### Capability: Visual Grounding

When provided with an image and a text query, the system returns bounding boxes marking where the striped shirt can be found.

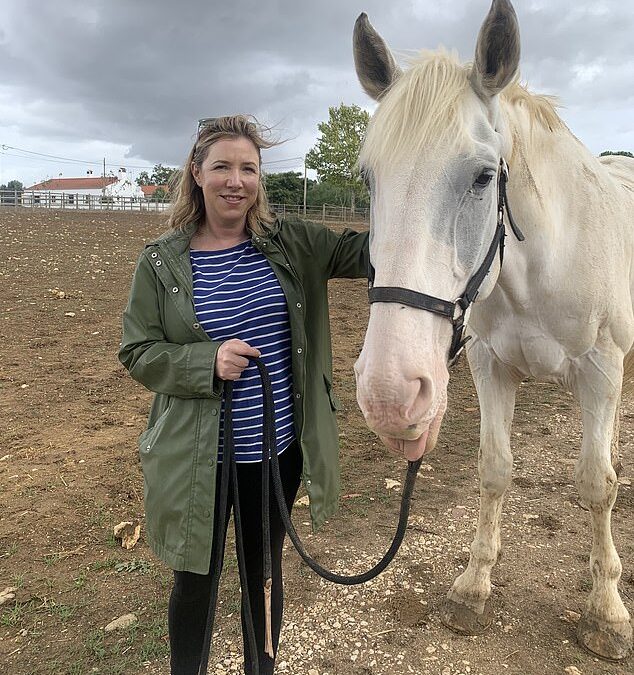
[190,240,295,463]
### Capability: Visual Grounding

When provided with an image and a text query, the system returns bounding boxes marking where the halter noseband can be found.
[368,158,525,366]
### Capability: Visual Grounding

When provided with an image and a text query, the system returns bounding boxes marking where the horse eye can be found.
[474,171,494,188]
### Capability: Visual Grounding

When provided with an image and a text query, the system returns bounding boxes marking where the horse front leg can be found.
[441,340,519,634]
[573,357,632,660]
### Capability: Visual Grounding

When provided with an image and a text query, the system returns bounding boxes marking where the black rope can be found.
[198,358,422,673]
[198,384,260,675]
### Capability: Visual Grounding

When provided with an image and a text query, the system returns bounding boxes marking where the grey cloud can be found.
[0,0,632,177]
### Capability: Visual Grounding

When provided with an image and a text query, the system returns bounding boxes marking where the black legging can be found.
[168,442,303,675]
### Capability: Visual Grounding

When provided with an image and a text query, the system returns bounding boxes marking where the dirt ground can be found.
[0,209,632,675]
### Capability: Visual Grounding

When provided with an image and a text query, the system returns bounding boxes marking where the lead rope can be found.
[199,359,422,674]
[198,383,260,675]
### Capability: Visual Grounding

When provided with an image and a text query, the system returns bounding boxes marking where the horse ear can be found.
[471,0,520,99]
[353,13,402,101]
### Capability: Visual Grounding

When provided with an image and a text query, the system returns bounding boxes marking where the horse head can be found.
[353,0,520,460]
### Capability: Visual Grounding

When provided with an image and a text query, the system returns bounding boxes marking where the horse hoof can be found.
[440,597,494,635]
[577,614,632,661]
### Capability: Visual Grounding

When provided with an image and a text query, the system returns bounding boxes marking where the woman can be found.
[118,115,369,674]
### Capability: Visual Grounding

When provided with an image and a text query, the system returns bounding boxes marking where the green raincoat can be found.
[119,217,369,573]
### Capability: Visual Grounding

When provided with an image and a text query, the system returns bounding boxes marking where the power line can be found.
[263,156,304,166]
[1,144,152,170]
[1,143,305,171]
[0,150,115,169]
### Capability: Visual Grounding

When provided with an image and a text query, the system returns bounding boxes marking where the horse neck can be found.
[500,99,618,248]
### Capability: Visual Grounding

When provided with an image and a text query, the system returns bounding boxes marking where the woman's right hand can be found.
[215,339,261,381]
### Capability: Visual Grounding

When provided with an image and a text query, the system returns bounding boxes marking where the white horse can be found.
[353,0,634,661]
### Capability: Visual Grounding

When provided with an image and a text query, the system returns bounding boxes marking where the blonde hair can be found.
[360,50,567,173]
[360,51,471,172]
[168,114,278,234]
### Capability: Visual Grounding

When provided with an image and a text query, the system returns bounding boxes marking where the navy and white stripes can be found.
[190,240,295,463]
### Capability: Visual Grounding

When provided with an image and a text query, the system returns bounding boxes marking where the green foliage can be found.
[265,171,314,204]
[306,103,370,209]
[600,150,633,158]
[306,180,369,209]
[1,179,24,191]
[149,187,169,202]
[0,179,23,204]
[135,171,151,185]
[136,164,179,186]
[114,559,153,574]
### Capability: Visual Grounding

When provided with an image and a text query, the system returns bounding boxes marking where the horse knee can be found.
[479,445,512,498]
[575,460,618,509]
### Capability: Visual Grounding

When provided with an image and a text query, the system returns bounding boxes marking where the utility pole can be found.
[303,156,307,217]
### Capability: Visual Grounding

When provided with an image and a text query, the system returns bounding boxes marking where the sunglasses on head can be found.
[197,117,220,138]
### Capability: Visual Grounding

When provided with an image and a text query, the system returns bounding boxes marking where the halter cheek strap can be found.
[368,158,524,365]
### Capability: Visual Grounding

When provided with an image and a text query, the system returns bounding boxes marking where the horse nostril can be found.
[405,376,435,423]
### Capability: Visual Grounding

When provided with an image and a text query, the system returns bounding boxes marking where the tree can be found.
[305,180,369,209]
[136,164,179,186]
[600,150,633,158]
[149,187,169,202]
[264,171,313,204]
[0,179,23,204]
[306,103,370,211]
[135,171,151,186]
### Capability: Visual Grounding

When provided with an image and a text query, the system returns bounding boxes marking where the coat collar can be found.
[146,218,283,297]
[147,218,281,255]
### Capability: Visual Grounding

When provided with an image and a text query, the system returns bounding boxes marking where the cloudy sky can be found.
[1,0,632,188]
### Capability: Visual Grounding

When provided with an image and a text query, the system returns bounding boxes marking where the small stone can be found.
[560,610,581,624]
[104,613,137,632]
[0,587,17,605]
[64,312,76,317]
[385,478,401,490]
[564,667,582,675]
[113,521,141,549]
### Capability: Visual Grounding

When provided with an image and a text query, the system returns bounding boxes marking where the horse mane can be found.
[359,50,566,172]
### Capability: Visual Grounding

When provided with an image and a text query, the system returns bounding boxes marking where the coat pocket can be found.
[139,396,174,454]
[323,374,343,412]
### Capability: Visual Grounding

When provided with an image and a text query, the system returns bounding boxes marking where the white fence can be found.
[0,190,369,223]
[1,190,170,212]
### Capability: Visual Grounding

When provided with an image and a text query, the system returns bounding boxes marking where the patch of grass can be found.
[49,600,75,622]
[89,503,109,528]
[100,664,127,675]
[42,552,61,567]
[2,541,18,558]
[84,628,106,661]
[0,600,34,627]
[90,557,120,572]
[114,558,152,575]
[66,610,169,672]
[136,615,170,663]
[73,569,88,589]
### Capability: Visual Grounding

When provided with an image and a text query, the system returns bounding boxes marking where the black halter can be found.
[368,158,525,365]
